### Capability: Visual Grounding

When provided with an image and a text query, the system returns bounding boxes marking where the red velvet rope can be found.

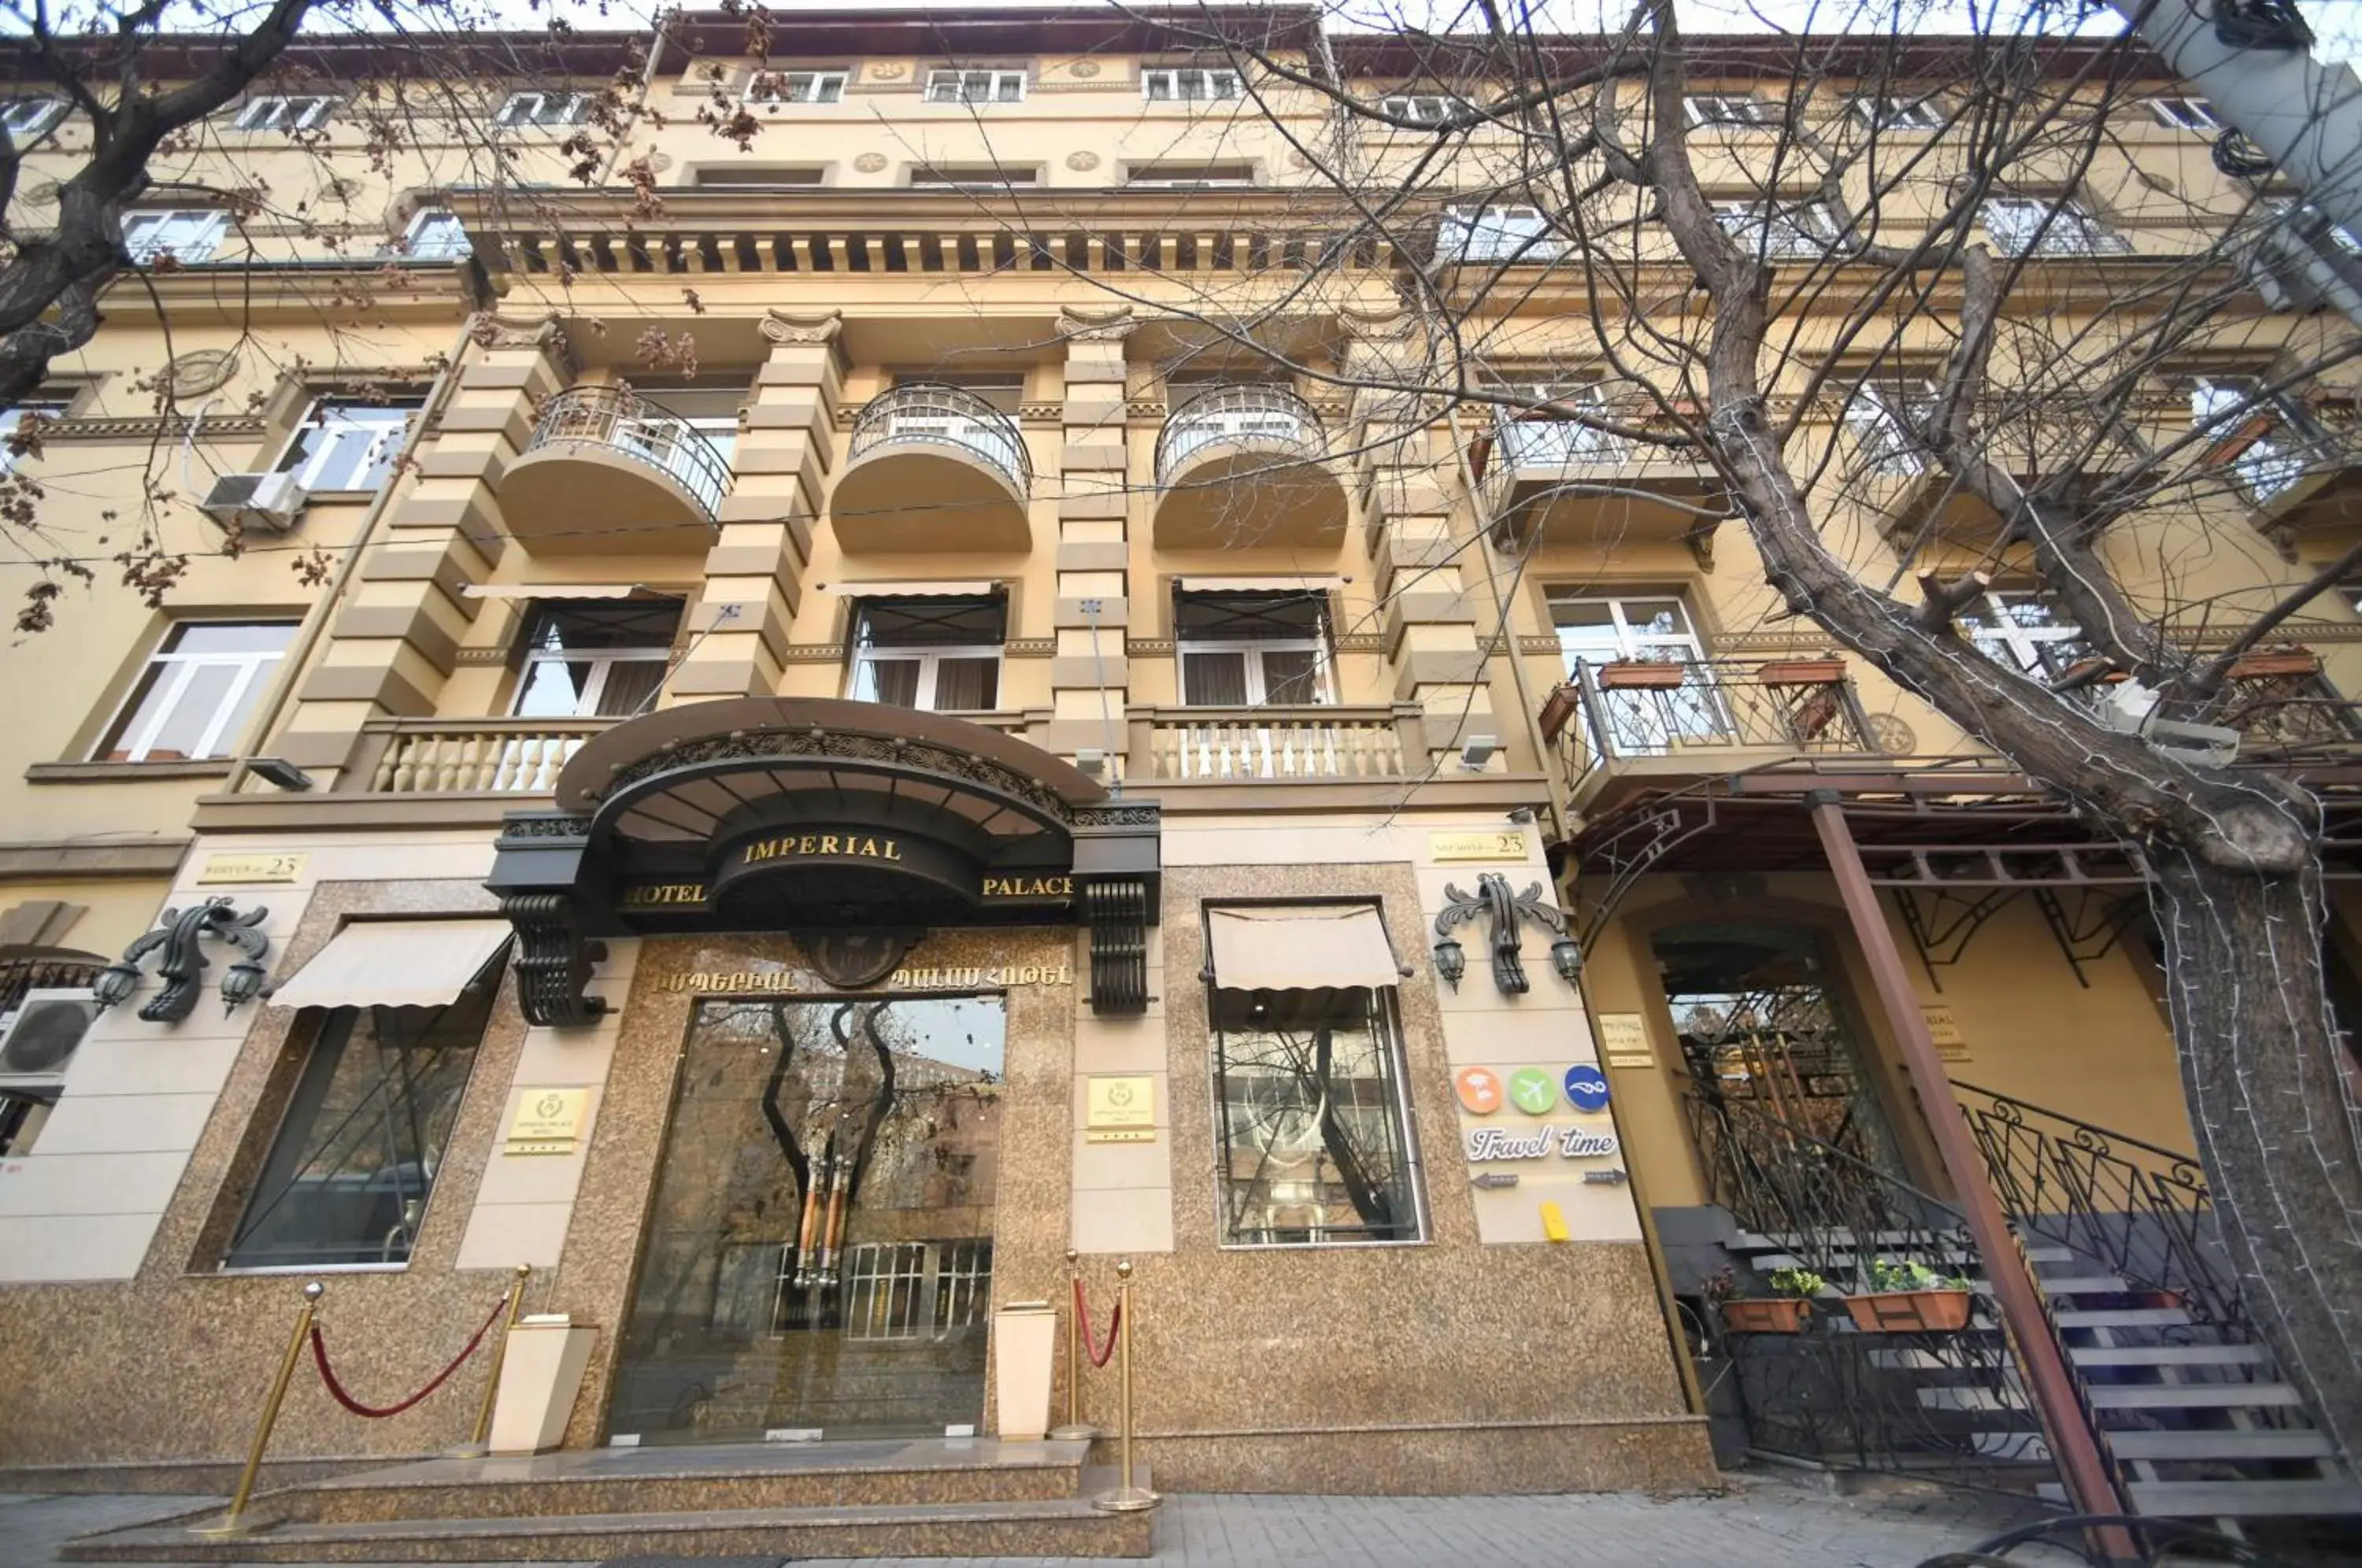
[309,1294,509,1419]
[1073,1274,1122,1369]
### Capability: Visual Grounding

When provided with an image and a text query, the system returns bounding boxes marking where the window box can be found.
[1755,657,1846,686]
[1597,660,1689,690]
[2226,648,2320,680]
[1842,1288,1972,1333]
[1720,1297,1812,1334]
[1538,682,1583,744]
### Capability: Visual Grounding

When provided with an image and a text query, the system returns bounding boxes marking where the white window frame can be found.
[846,642,1004,713]
[1853,95,1945,131]
[1175,638,1334,708]
[748,70,847,105]
[924,69,1027,105]
[1379,94,1458,125]
[1981,195,2131,257]
[1124,164,1255,188]
[1547,593,1726,752]
[1496,381,1626,467]
[909,165,1038,190]
[1713,199,1842,257]
[1142,67,1242,102]
[511,618,677,719]
[1684,94,1778,128]
[98,621,296,764]
[1441,203,1563,261]
[279,399,416,493]
[2147,96,2220,131]
[1842,377,1938,477]
[121,209,227,265]
[1957,589,2086,676]
[495,91,594,128]
[233,95,335,132]
[396,207,471,261]
[0,98,66,139]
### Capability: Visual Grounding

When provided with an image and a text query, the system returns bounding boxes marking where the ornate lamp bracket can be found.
[94,898,272,1023]
[1432,874,1568,996]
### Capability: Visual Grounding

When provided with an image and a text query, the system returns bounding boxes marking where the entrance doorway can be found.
[609,993,1006,1444]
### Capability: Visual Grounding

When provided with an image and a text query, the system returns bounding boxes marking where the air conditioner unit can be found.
[0,989,98,1090]
[198,470,308,532]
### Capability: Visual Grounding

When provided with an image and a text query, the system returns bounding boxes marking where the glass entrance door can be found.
[609,993,1006,1444]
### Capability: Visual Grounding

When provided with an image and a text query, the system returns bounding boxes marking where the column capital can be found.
[760,308,844,346]
[466,309,577,374]
[1058,305,1136,345]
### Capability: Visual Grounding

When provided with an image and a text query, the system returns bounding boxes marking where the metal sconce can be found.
[94,898,272,1023]
[1432,874,1577,997]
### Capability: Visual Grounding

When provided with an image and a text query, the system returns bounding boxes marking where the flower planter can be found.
[1842,1288,1972,1333]
[1597,661,1689,691]
[1538,684,1583,744]
[1756,657,1846,687]
[1720,1297,1813,1334]
[2225,649,2320,680]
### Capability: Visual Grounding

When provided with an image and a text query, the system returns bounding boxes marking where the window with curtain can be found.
[222,973,500,1269]
[1175,590,1331,707]
[847,596,1005,713]
[511,598,683,719]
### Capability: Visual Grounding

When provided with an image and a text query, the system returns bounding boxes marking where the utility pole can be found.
[2109,0,2362,324]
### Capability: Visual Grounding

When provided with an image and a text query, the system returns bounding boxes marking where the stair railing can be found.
[1952,1081,2244,1333]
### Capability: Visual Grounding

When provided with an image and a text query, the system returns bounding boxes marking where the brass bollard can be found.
[1048,1250,1096,1442]
[449,1263,533,1458]
[191,1281,321,1537]
[1091,1259,1158,1514]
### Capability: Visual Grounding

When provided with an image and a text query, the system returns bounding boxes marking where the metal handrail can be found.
[525,386,731,519]
[1155,384,1324,483]
[1556,657,1878,789]
[848,382,1031,493]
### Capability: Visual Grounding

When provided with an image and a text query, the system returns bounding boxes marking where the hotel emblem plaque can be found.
[798,928,924,989]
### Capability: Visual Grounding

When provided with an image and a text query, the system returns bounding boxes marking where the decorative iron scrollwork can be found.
[94,899,271,1023]
[1081,878,1148,1015]
[1432,874,1567,995]
[502,893,608,1028]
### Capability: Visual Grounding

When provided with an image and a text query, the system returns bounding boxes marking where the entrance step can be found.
[2086,1382,2305,1411]
[2067,1344,2272,1369]
[2040,1477,2362,1518]
[2106,1429,2339,1462]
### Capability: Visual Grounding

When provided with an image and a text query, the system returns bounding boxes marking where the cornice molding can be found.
[40,413,268,443]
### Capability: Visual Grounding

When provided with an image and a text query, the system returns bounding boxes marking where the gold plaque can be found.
[1596,1012,1654,1067]
[1923,1005,1968,1061]
[505,1087,588,1155]
[195,851,308,886]
[1085,1075,1155,1139]
[1429,830,1530,864]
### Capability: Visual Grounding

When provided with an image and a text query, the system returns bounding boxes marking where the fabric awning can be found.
[268,919,513,1011]
[464,583,641,600]
[1175,576,1340,595]
[1206,905,1402,993]
[833,580,1000,598]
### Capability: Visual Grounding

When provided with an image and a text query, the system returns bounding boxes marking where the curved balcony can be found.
[831,383,1031,551]
[499,386,730,554]
[1153,385,1347,550]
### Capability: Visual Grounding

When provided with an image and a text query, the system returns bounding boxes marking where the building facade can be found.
[0,5,2355,1528]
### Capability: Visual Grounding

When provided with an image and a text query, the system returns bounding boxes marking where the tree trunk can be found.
[2145,845,2362,1467]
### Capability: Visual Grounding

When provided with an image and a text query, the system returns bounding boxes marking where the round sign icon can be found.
[1455,1067,1504,1115]
[1506,1067,1558,1116]
[1564,1064,1612,1113]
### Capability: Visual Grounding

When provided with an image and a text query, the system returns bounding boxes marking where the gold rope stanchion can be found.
[191,1280,321,1538]
[1049,1250,1096,1442]
[1090,1259,1157,1514]
[448,1263,532,1458]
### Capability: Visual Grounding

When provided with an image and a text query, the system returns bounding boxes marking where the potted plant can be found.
[1715,1265,1823,1334]
[1843,1257,1974,1333]
[2225,646,2321,681]
[1756,655,1846,686]
[1597,660,1689,691]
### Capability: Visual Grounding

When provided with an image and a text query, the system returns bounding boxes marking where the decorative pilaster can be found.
[1043,308,1136,764]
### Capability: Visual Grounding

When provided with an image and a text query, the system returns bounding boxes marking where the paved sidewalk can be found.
[0,1475,2061,1568]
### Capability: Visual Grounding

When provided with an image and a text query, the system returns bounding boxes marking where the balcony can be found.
[1480,411,1728,563]
[2208,650,2362,764]
[1153,386,1347,551]
[1131,704,1423,781]
[346,718,613,793]
[831,383,1031,551]
[2209,406,2362,545]
[498,386,730,553]
[1544,656,1879,807]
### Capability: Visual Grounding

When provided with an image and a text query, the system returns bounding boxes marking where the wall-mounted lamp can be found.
[1432,935,1467,989]
[1458,734,1498,772]
[246,757,316,792]
[1434,874,1576,997]
[1550,935,1583,986]
[93,898,272,1023]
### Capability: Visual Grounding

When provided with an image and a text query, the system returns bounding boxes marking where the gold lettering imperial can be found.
[741,834,904,865]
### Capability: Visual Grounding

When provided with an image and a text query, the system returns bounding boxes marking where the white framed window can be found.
[1495,382,1625,467]
[847,597,1005,713]
[1142,67,1242,102]
[748,70,847,105]
[1124,163,1254,188]
[1175,591,1332,708]
[1685,94,1777,128]
[1853,95,1946,131]
[122,209,226,265]
[1981,196,2131,257]
[234,95,335,132]
[924,69,1027,105]
[395,208,471,261]
[1957,589,2090,678]
[279,398,418,493]
[1842,377,1939,476]
[98,620,297,763]
[496,91,594,128]
[1379,94,1459,125]
[1440,203,1562,261]
[0,98,66,140]
[1549,593,1705,671]
[512,599,683,719]
[1713,199,1842,258]
[909,165,1038,189]
[1547,593,1727,752]
[2147,96,2220,131]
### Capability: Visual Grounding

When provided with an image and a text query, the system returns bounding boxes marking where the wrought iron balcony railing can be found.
[1155,384,1325,482]
[524,386,732,518]
[349,717,614,793]
[1133,704,1422,781]
[1547,656,1878,786]
[848,382,1030,493]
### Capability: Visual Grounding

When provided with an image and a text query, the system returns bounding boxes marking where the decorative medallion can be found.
[798,928,924,989]
[1065,150,1101,172]
[853,152,888,173]
[1069,59,1101,79]
[161,349,238,398]
[867,62,906,81]
[644,151,672,173]
[1869,713,1918,755]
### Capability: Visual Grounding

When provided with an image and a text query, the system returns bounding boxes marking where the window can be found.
[1685,94,1777,128]
[2190,375,2320,505]
[98,621,296,763]
[279,398,417,493]
[1379,94,1459,125]
[748,70,847,105]
[0,98,66,140]
[1957,589,2091,678]
[909,165,1038,189]
[1439,204,1562,261]
[222,971,499,1269]
[512,598,683,719]
[121,209,226,265]
[496,91,593,128]
[1853,95,1946,131]
[234,95,335,132]
[1125,163,1255,188]
[0,398,69,475]
[847,597,1005,713]
[692,165,826,188]
[1842,377,1938,476]
[1175,590,1331,707]
[1981,196,2131,257]
[1209,969,1423,1246]
[1549,594,1727,754]
[1142,67,1242,102]
[1713,199,1842,257]
[2147,96,2220,131]
[924,69,1026,105]
[395,207,471,261]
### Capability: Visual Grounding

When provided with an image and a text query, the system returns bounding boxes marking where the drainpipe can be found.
[596,8,674,188]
